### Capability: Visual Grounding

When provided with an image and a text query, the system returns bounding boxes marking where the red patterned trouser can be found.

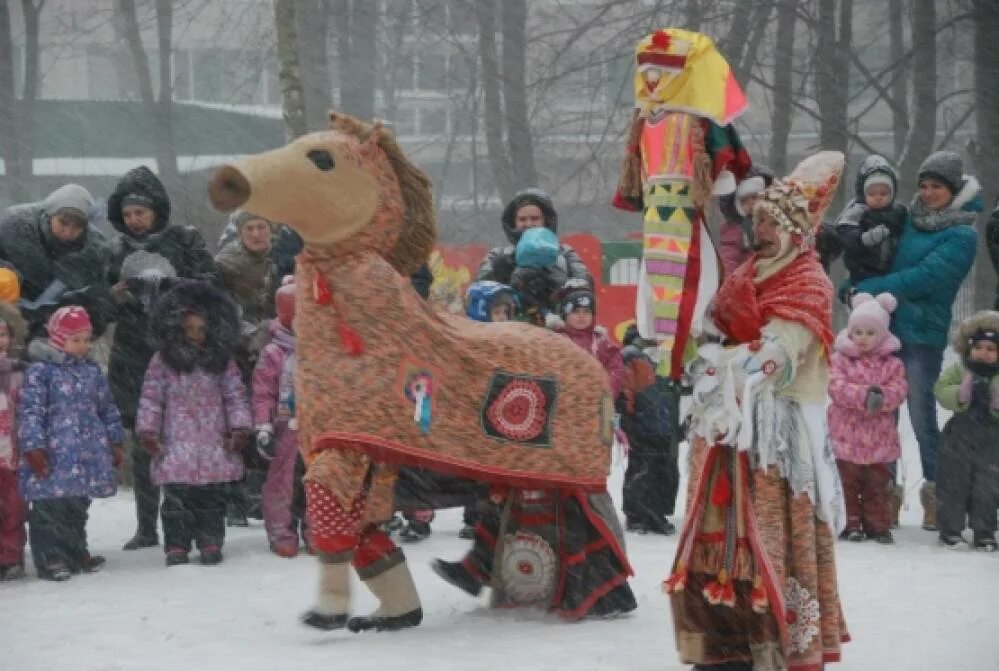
[305,481,398,571]
[836,460,892,534]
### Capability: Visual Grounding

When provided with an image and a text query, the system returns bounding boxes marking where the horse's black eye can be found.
[307,150,335,171]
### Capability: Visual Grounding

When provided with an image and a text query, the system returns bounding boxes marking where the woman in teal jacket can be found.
[856,151,982,531]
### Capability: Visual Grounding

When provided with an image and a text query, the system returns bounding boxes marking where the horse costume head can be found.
[208,111,614,512]
[209,112,435,277]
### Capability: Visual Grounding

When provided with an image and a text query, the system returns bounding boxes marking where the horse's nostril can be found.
[307,150,335,171]
[208,165,251,212]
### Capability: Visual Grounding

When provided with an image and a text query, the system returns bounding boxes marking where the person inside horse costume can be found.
[208,112,633,632]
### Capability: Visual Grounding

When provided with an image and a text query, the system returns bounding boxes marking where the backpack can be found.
[620,349,674,442]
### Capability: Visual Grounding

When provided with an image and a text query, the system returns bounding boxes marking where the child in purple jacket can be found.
[827,292,907,544]
[253,279,305,557]
[137,281,251,567]
[0,301,26,580]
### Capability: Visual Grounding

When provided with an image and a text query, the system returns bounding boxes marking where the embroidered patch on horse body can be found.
[481,372,557,446]
[397,357,441,434]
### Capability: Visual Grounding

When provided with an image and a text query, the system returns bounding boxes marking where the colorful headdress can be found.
[755,151,845,247]
[633,28,747,126]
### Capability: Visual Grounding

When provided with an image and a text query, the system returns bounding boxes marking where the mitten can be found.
[958,373,974,405]
[24,450,49,478]
[228,429,251,454]
[255,424,275,461]
[865,386,885,413]
[861,224,890,247]
[139,433,161,456]
[111,443,124,467]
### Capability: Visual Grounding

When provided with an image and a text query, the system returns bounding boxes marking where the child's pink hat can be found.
[848,292,896,343]
[47,305,92,350]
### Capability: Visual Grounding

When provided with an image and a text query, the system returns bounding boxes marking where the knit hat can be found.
[863,173,894,200]
[47,305,92,350]
[0,267,20,303]
[755,151,845,246]
[848,292,896,344]
[276,276,296,329]
[231,210,271,232]
[559,279,595,319]
[968,327,999,348]
[917,151,963,194]
[42,184,94,223]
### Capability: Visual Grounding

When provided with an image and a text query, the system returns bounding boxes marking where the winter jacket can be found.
[477,190,590,314]
[617,344,673,443]
[986,207,999,310]
[0,357,22,471]
[716,165,774,277]
[0,200,112,339]
[106,166,217,426]
[856,178,980,350]
[16,350,124,502]
[215,241,276,326]
[934,361,999,421]
[137,353,251,486]
[557,324,625,397]
[827,330,907,464]
[218,221,303,282]
[252,321,296,431]
[834,155,907,284]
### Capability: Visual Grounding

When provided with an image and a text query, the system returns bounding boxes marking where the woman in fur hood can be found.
[933,310,999,551]
[136,280,251,567]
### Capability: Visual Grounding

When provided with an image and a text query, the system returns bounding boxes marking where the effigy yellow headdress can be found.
[633,28,747,126]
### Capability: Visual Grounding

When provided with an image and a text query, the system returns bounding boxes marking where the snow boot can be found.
[348,561,423,633]
[939,533,964,548]
[431,558,483,597]
[122,532,159,551]
[165,548,190,566]
[301,557,350,631]
[39,562,72,582]
[458,525,476,540]
[973,533,997,553]
[889,483,904,529]
[0,563,25,581]
[919,482,937,531]
[843,528,865,542]
[399,520,431,543]
[646,517,677,536]
[271,542,299,558]
[869,530,894,545]
[199,545,223,565]
[73,553,106,574]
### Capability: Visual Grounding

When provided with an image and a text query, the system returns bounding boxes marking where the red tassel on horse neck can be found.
[313,274,332,305]
[337,323,364,356]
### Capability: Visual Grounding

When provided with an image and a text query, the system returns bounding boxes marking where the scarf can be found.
[909,195,977,232]
[712,251,833,353]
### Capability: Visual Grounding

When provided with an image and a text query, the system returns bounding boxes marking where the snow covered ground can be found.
[4,410,997,671]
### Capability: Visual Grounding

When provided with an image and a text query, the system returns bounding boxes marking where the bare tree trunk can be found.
[769,0,796,175]
[118,0,180,191]
[331,0,351,113]
[816,0,851,156]
[379,2,410,127]
[684,0,703,31]
[0,2,26,203]
[297,0,331,131]
[273,0,308,139]
[476,0,514,201]
[718,1,753,65]
[500,0,536,191]
[898,0,936,193]
[349,0,376,120]
[735,1,774,93]
[974,0,999,307]
[888,0,909,162]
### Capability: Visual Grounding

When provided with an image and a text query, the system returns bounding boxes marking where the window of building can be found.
[85,45,118,100]
[416,51,448,91]
[418,106,448,136]
[192,48,225,102]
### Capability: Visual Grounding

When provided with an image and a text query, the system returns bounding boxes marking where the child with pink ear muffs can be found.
[827,292,908,544]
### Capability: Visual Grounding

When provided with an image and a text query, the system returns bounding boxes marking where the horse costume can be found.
[208,112,628,631]
[613,28,751,378]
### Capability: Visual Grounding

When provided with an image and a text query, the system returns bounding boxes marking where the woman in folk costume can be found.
[665,152,849,670]
[613,28,751,379]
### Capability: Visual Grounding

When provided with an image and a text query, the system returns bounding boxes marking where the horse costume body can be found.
[209,113,622,631]
[613,28,751,377]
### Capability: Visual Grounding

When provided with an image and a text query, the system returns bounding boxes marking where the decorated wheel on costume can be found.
[486,379,548,441]
[499,530,558,604]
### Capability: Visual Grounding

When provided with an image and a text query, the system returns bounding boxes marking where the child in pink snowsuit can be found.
[253,279,305,557]
[828,292,908,544]
[0,301,25,580]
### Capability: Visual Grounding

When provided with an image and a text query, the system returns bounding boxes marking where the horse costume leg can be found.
[348,529,422,632]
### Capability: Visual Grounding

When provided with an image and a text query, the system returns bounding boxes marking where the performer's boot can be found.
[348,560,422,632]
[301,553,351,631]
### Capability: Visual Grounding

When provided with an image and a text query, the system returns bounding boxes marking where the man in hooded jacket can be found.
[106,165,217,551]
[0,184,112,342]
[477,189,590,320]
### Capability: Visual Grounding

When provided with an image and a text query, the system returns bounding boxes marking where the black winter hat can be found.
[500,188,558,244]
[558,278,595,318]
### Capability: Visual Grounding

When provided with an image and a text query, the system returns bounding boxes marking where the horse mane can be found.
[329,111,438,277]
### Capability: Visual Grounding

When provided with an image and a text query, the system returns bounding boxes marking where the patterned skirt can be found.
[665,437,849,670]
